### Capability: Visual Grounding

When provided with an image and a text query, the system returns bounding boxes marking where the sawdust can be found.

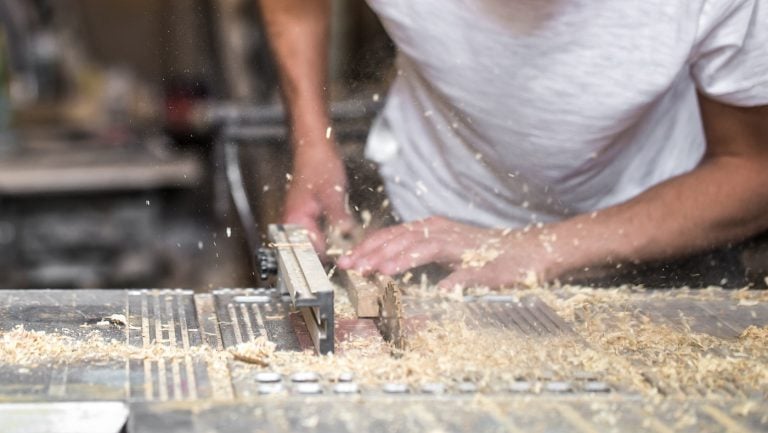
[592,317,768,396]
[1,326,121,366]
[230,336,276,366]
[331,281,358,320]
[95,314,127,328]
[737,325,768,348]
[527,285,768,397]
[2,285,766,399]
[244,319,624,390]
[460,242,501,269]
[0,325,228,367]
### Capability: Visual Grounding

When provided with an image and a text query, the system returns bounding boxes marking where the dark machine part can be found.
[198,99,382,132]
[0,0,37,77]
[257,247,277,281]
[222,138,261,273]
[0,0,66,102]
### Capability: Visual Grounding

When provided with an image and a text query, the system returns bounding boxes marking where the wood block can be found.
[339,270,387,318]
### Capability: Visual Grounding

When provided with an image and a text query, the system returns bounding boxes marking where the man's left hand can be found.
[336,216,560,290]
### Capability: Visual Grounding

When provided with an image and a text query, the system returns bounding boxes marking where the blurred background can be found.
[2,1,767,291]
[0,0,393,290]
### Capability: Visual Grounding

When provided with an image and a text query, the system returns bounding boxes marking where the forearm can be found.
[258,0,332,149]
[546,154,768,278]
[338,154,768,286]
[259,0,350,240]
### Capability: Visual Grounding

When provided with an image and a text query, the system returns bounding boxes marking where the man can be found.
[258,0,768,289]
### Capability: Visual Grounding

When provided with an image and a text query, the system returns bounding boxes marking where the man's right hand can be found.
[257,0,345,253]
[282,139,354,254]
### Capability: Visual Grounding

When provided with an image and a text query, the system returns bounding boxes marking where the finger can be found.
[283,211,326,254]
[341,217,477,273]
[337,224,417,270]
[437,266,534,291]
[374,241,443,275]
[353,234,437,275]
[436,269,478,292]
[357,227,478,273]
[350,222,426,261]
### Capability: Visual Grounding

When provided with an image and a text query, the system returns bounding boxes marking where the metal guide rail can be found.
[262,224,335,354]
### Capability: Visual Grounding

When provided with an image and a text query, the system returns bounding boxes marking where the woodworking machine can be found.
[223,125,337,354]
[258,224,335,354]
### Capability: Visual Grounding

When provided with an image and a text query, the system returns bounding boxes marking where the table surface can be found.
[0,287,766,433]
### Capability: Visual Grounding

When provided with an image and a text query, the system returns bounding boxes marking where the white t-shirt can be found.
[364,0,768,228]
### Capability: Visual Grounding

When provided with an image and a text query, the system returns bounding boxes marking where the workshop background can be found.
[1,0,767,291]
[0,0,393,290]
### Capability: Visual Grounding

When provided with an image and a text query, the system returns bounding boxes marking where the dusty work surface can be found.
[0,286,766,432]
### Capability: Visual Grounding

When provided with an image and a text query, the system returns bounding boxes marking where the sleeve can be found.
[690,0,768,106]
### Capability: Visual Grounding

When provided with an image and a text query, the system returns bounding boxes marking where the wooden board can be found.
[338,270,389,318]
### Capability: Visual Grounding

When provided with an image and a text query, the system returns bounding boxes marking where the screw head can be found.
[545,381,573,393]
[509,381,532,393]
[420,383,446,394]
[382,383,409,394]
[337,372,355,382]
[291,372,320,383]
[255,371,282,383]
[258,383,284,394]
[584,381,610,393]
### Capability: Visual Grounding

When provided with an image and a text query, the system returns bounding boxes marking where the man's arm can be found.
[339,96,768,288]
[552,97,768,273]
[258,0,352,251]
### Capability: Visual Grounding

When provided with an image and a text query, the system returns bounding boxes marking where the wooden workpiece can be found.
[338,270,390,318]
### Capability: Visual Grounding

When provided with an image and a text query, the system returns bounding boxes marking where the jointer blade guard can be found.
[260,224,335,354]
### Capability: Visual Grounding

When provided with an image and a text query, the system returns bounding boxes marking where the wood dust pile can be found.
[231,336,277,366]
[1,326,124,366]
[0,325,228,367]
[2,285,766,398]
[232,318,623,390]
[529,285,768,397]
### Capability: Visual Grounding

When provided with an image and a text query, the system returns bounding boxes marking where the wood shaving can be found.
[2,284,766,400]
[361,209,372,229]
[230,336,276,366]
[255,320,620,390]
[732,400,758,417]
[0,325,229,367]
[96,314,127,328]
[332,281,358,319]
[528,285,768,397]
[460,242,500,269]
